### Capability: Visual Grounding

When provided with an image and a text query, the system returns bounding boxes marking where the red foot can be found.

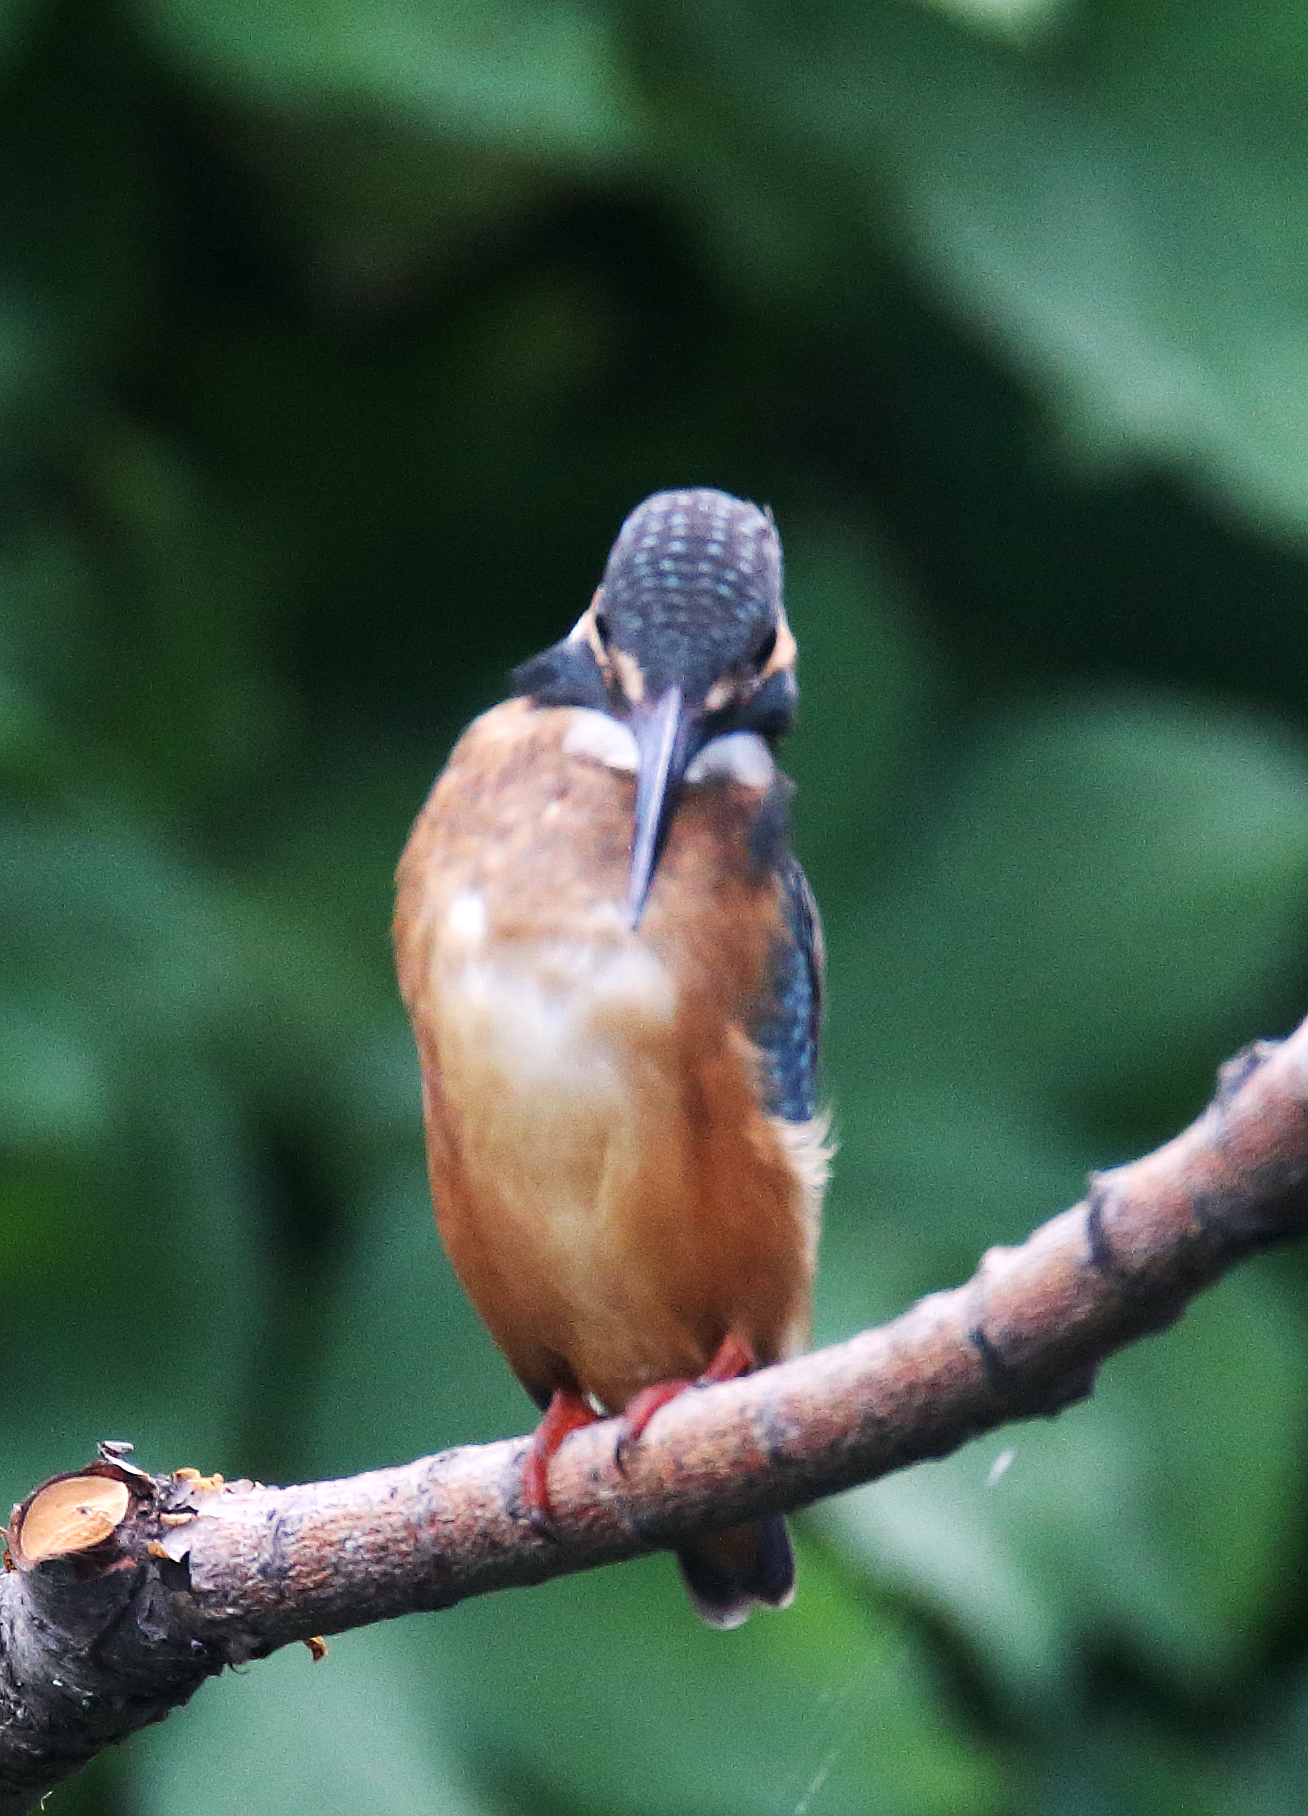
[617,1379,693,1465]
[698,1330,757,1385]
[522,1388,601,1536]
[615,1331,756,1474]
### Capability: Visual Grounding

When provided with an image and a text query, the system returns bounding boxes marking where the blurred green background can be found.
[7,0,1308,1809]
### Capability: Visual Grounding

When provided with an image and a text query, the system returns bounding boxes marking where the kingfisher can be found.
[394,488,829,1627]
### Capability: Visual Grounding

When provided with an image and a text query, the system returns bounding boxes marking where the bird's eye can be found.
[752,627,778,670]
[594,610,612,649]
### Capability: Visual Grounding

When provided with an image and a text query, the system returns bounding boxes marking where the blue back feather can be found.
[753,857,823,1124]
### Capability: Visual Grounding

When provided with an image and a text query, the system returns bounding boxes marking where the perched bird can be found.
[394,488,829,1627]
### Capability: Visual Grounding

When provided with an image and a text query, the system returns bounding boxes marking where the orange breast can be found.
[394,698,817,1415]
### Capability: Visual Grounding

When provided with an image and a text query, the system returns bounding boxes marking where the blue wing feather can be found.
[754,856,824,1124]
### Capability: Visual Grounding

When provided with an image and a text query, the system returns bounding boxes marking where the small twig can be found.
[3,1026,1308,1813]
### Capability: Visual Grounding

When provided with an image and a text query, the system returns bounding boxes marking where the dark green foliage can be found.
[5,0,1308,1809]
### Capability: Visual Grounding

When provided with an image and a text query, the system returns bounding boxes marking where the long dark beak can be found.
[626,685,698,928]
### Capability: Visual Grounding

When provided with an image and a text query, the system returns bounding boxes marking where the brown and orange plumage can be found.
[394,489,828,1626]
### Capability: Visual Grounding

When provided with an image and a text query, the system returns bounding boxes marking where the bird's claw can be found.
[520,1387,600,1538]
[525,1502,562,1545]
[520,1447,559,1539]
[613,1379,692,1478]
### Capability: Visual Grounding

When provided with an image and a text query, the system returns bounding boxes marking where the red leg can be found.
[522,1388,601,1535]
[698,1329,755,1384]
[618,1378,694,1455]
[615,1332,757,1473]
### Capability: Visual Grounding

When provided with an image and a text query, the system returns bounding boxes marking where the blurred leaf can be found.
[0,0,45,71]
[825,1263,1308,1705]
[682,0,1308,538]
[783,513,941,901]
[303,1155,526,1472]
[911,0,1072,46]
[216,113,553,297]
[1211,1666,1308,1816]
[856,689,1308,1108]
[136,1624,498,1816]
[146,268,617,629]
[0,797,395,1500]
[1086,0,1308,93]
[815,685,1308,1703]
[0,1001,108,1152]
[1023,1718,1224,1816]
[816,1081,1086,1320]
[0,4,157,476]
[77,419,293,813]
[816,686,1308,1320]
[430,1545,1005,1816]
[0,812,271,1495]
[0,813,237,1040]
[130,0,638,164]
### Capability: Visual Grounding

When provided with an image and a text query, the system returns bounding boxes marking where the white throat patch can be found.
[684,731,774,790]
[562,710,774,790]
[561,709,638,772]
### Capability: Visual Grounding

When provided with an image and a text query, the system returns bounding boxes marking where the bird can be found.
[393,487,829,1627]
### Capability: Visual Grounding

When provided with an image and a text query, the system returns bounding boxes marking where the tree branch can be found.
[6,1025,1308,1811]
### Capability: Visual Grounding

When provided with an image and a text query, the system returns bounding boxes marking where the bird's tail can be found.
[677,1516,795,1629]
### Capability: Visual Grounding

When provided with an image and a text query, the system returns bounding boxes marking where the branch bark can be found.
[6,1025,1308,1811]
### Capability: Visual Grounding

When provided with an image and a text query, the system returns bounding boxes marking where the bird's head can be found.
[513,489,797,925]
